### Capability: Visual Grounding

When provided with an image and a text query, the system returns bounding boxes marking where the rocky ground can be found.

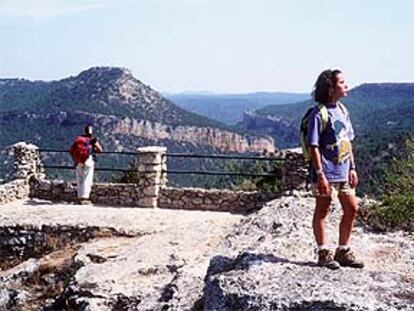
[0,195,413,310]
[204,194,414,310]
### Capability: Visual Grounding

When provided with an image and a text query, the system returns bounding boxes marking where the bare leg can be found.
[338,194,359,246]
[313,196,332,246]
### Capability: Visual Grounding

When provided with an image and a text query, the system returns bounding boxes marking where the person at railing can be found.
[70,124,103,205]
[307,69,364,270]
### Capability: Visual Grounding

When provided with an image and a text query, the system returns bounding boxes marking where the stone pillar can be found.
[13,142,45,180]
[282,150,307,192]
[136,146,167,208]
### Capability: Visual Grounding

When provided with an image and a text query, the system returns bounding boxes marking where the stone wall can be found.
[135,146,167,208]
[0,179,30,205]
[30,180,278,212]
[282,149,307,192]
[3,142,308,212]
[13,142,45,180]
[0,142,46,205]
[159,187,278,213]
[30,179,144,207]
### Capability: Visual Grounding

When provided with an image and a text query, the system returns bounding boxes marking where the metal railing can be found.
[164,152,284,178]
[39,148,135,173]
[38,148,284,178]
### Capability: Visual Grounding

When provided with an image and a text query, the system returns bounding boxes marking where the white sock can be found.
[316,245,329,252]
[337,245,349,251]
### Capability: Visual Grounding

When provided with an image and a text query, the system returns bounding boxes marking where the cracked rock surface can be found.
[1,196,413,310]
[0,199,242,310]
[204,195,414,311]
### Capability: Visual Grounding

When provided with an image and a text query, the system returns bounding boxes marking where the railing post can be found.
[13,142,45,180]
[136,146,167,208]
[282,149,307,193]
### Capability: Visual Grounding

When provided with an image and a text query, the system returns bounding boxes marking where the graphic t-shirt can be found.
[307,102,355,183]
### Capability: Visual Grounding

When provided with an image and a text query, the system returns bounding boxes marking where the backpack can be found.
[299,102,348,162]
[70,136,92,164]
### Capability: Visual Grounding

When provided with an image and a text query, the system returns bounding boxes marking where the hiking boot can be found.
[334,247,364,268]
[317,249,340,270]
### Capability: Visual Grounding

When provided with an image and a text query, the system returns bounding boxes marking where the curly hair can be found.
[313,69,342,104]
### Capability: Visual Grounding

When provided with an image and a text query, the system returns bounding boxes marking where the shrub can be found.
[364,137,414,231]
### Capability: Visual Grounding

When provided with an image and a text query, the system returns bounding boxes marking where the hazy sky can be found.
[0,0,413,93]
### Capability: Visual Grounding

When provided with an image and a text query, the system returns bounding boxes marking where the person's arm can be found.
[346,110,358,188]
[348,143,358,188]
[309,146,330,195]
[92,139,103,153]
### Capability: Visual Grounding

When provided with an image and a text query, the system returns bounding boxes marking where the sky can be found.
[0,0,413,94]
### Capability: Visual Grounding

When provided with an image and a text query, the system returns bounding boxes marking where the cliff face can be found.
[242,110,297,149]
[112,116,275,153]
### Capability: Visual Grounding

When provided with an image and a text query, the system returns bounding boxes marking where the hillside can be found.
[166,92,310,125]
[241,83,414,148]
[0,67,230,127]
[0,67,276,183]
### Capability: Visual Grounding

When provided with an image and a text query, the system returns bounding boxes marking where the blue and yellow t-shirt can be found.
[307,102,354,183]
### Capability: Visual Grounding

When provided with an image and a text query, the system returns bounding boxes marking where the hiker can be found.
[306,69,364,269]
[70,125,103,205]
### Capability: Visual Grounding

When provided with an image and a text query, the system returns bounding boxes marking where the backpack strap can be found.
[316,103,329,131]
[337,102,349,119]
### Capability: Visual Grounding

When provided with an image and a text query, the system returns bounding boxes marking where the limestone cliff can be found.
[111,116,275,153]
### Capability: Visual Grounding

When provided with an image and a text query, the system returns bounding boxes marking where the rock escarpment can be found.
[112,116,275,153]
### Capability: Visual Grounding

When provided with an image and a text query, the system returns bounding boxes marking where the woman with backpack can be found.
[70,124,103,205]
[306,69,364,270]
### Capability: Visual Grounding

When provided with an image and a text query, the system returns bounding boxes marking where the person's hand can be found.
[349,169,358,188]
[318,174,331,196]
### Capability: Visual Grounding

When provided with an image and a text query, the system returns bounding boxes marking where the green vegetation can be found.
[362,136,414,231]
[119,153,283,193]
[354,131,413,195]
[224,158,283,193]
[250,84,414,148]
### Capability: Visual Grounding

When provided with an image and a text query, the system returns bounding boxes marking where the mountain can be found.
[0,68,227,127]
[0,67,276,151]
[240,83,414,148]
[165,92,310,125]
[0,67,276,183]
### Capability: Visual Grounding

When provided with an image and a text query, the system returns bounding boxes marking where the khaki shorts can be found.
[312,182,356,198]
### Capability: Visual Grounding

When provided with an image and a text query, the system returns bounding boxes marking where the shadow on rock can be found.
[206,252,315,276]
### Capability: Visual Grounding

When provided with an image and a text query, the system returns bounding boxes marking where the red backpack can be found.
[70,136,92,164]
